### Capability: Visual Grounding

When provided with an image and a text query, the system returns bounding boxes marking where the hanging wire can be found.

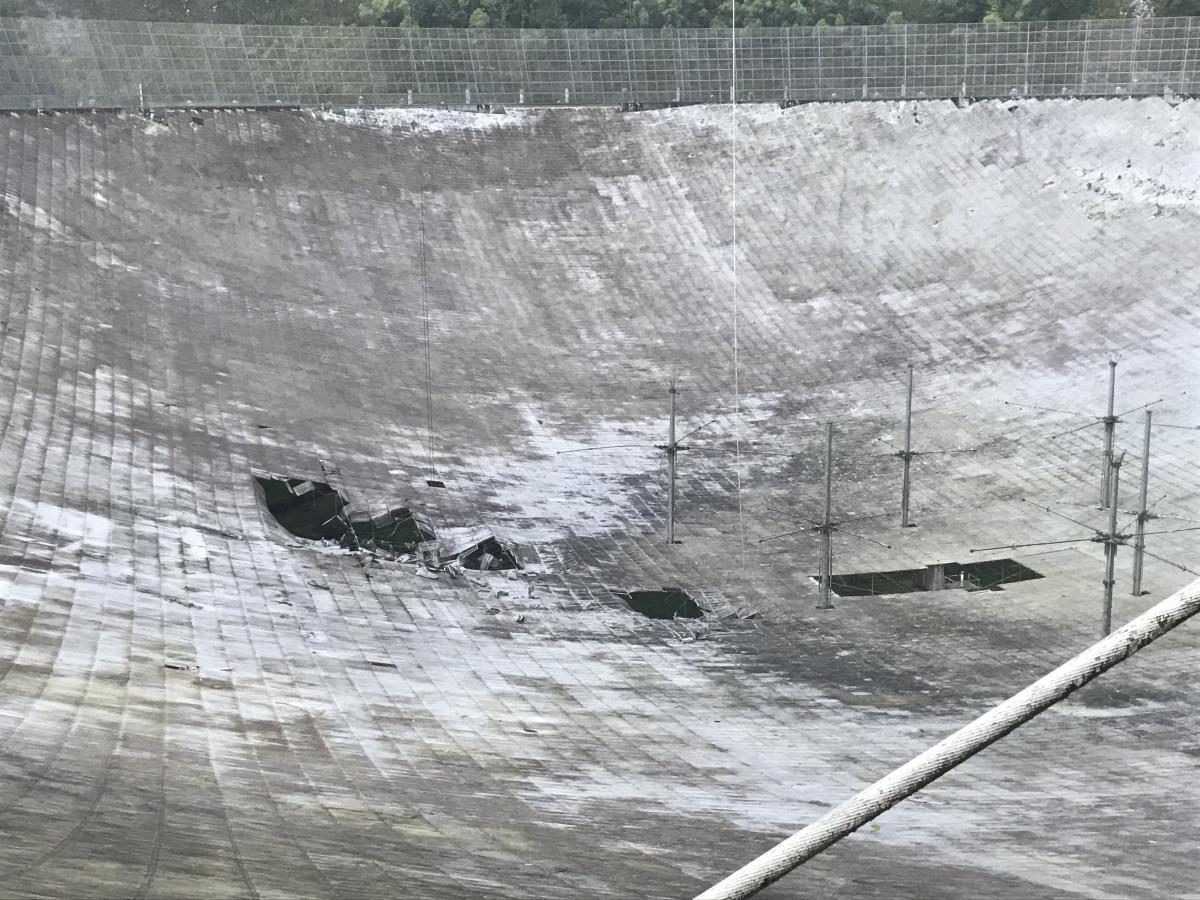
[970,537,1092,553]
[1140,525,1200,537]
[678,417,719,443]
[416,132,436,478]
[1003,400,1095,419]
[1016,545,1081,560]
[1141,548,1200,576]
[1116,398,1164,418]
[555,443,649,455]
[1020,497,1099,533]
[757,525,812,544]
[731,3,744,576]
[1117,509,1143,535]
[838,526,892,549]
[1050,418,1102,440]
[1005,372,1170,444]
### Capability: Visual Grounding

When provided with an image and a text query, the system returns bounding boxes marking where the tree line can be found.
[6,0,1200,30]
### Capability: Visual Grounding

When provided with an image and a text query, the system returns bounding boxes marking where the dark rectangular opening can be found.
[824,558,1043,598]
[620,587,704,620]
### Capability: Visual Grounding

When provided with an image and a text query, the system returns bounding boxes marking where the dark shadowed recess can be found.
[459,537,520,570]
[829,558,1044,597]
[254,475,434,553]
[621,587,705,620]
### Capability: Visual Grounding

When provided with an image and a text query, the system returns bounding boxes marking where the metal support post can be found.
[667,381,677,545]
[1132,410,1152,596]
[650,380,714,546]
[1101,452,1124,636]
[819,528,833,610]
[899,364,914,527]
[817,422,835,610]
[1101,360,1117,507]
[565,381,714,547]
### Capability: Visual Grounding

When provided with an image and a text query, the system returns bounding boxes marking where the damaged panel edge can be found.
[418,525,520,571]
[252,471,435,555]
[619,587,705,620]
[824,558,1044,598]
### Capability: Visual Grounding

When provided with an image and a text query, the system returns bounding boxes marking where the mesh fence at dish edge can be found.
[2,16,1199,110]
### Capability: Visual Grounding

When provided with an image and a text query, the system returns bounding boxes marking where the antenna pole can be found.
[818,422,835,610]
[667,381,677,545]
[1101,360,1117,507]
[1102,452,1124,636]
[900,364,914,527]
[1132,410,1152,596]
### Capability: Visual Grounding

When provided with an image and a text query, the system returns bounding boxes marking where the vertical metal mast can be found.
[1101,360,1118,506]
[1102,452,1125,636]
[667,381,677,545]
[565,380,719,547]
[1132,410,1152,596]
[818,422,835,610]
[900,364,914,527]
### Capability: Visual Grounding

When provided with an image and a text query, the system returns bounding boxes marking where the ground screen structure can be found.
[4,16,1200,108]
[1,13,1200,900]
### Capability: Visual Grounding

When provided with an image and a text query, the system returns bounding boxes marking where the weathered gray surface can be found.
[1,98,1199,898]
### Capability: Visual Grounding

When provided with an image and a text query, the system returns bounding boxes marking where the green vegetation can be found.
[4,0,1199,28]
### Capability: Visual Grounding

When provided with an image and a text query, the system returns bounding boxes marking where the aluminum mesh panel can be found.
[677,29,732,102]
[3,16,1199,110]
[520,29,574,105]
[863,26,906,100]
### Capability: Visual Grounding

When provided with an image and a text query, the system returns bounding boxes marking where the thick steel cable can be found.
[696,576,1200,899]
